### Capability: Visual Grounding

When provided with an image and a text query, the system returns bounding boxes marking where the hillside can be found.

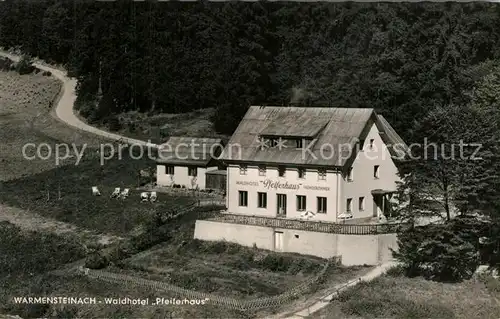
[1,2,500,139]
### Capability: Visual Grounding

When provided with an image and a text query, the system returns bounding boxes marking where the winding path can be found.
[0,51,158,149]
[275,261,397,318]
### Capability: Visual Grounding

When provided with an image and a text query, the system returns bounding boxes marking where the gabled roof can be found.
[157,137,224,166]
[220,106,407,167]
[375,114,408,159]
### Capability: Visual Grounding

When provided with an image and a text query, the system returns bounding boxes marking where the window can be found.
[258,192,267,208]
[374,165,380,179]
[239,191,248,207]
[359,139,365,151]
[298,168,305,179]
[369,139,375,150]
[347,167,353,182]
[165,165,174,175]
[239,165,247,175]
[359,197,365,211]
[317,197,327,214]
[278,166,286,177]
[296,195,306,211]
[258,165,266,176]
[318,168,326,180]
[346,198,352,212]
[295,139,303,149]
[188,167,197,177]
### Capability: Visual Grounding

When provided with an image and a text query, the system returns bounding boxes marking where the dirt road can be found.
[0,51,158,149]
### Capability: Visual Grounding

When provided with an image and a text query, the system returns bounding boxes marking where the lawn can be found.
[0,153,197,236]
[0,221,86,317]
[117,239,327,298]
[310,269,500,319]
[0,70,108,182]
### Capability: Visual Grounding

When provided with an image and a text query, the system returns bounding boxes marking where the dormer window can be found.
[298,168,305,179]
[258,165,266,176]
[369,139,374,150]
[270,138,278,147]
[318,168,326,180]
[278,166,286,177]
[295,139,303,149]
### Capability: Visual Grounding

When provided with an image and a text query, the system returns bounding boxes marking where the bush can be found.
[259,254,292,272]
[42,70,52,76]
[106,116,122,131]
[394,223,480,281]
[341,295,455,319]
[16,55,35,75]
[85,251,109,269]
[288,258,320,275]
[385,265,406,277]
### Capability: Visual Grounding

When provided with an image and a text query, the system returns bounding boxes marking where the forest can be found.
[2,1,500,278]
[1,1,500,138]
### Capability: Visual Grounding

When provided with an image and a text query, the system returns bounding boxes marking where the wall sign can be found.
[261,179,300,190]
[235,179,330,191]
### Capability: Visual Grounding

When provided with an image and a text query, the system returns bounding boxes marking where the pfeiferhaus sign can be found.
[235,179,330,191]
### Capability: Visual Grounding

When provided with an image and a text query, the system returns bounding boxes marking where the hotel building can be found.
[194,106,407,265]
[222,106,406,222]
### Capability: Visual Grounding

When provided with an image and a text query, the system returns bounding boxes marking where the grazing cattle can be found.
[140,192,149,202]
[110,188,120,198]
[120,188,130,199]
[91,186,101,196]
[150,191,158,202]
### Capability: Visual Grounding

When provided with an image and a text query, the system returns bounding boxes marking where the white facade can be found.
[341,123,400,219]
[226,122,401,222]
[226,165,340,222]
[156,164,218,189]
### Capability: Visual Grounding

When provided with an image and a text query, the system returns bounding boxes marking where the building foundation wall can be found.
[194,220,398,265]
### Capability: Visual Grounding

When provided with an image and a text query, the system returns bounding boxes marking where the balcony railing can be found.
[207,213,402,235]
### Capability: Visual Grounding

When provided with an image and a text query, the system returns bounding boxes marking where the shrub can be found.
[85,251,109,269]
[77,101,95,119]
[288,258,320,275]
[394,223,480,281]
[205,241,229,254]
[106,117,122,131]
[16,55,35,75]
[127,121,137,132]
[341,295,455,319]
[42,70,52,76]
[259,254,292,272]
[385,265,406,277]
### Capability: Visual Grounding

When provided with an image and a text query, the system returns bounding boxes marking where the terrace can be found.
[208,213,403,235]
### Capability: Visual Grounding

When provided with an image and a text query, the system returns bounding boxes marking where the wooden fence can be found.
[208,213,402,235]
[77,256,339,312]
[197,198,226,207]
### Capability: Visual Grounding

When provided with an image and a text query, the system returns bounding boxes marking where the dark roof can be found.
[156,137,223,166]
[205,169,227,176]
[220,106,407,167]
[375,114,408,160]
